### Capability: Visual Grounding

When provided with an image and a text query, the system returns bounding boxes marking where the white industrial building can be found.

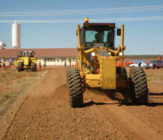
[0,48,78,66]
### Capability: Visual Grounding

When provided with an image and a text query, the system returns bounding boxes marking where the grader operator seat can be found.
[94,32,101,43]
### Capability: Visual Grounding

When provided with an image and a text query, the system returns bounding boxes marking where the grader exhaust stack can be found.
[67,18,148,108]
[121,24,125,51]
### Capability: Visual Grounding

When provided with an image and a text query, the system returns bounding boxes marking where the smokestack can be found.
[12,21,21,49]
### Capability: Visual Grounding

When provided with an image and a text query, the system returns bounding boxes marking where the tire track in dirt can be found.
[2,67,163,140]
[53,84,127,140]
[3,68,126,140]
[95,103,163,140]
[2,95,29,139]
[85,89,163,140]
[0,70,47,140]
[3,68,73,139]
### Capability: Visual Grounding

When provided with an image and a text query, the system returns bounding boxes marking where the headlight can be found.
[91,52,96,56]
[119,52,123,56]
[108,52,111,56]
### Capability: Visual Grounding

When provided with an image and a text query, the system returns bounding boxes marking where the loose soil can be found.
[0,67,163,140]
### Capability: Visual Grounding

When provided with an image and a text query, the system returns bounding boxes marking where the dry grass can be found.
[145,69,163,84]
[126,67,163,84]
[0,68,39,106]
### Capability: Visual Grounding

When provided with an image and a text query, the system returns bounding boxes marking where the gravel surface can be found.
[1,67,163,140]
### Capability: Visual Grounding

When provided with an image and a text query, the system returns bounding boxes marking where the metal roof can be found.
[0,48,78,58]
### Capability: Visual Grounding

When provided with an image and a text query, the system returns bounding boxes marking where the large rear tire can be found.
[18,62,22,72]
[129,67,148,104]
[67,68,84,108]
[31,63,36,71]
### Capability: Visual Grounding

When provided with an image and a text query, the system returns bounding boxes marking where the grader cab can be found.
[67,18,148,107]
[17,51,37,72]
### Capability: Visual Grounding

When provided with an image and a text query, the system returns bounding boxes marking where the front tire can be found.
[67,68,84,108]
[18,62,22,72]
[129,67,148,104]
[31,63,36,71]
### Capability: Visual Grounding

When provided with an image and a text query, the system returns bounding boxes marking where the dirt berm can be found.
[1,67,163,140]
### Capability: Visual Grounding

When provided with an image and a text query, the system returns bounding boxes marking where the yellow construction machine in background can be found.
[17,51,37,72]
[67,18,148,107]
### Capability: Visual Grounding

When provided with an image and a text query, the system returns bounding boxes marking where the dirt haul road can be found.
[1,67,163,140]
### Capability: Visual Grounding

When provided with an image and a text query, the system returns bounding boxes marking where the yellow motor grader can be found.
[17,51,37,72]
[67,18,148,107]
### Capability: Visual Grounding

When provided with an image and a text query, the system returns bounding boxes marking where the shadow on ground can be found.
[84,89,163,107]
[82,101,118,107]
[59,82,163,108]
[150,92,163,96]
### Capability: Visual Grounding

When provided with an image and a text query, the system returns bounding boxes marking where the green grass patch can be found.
[0,93,13,106]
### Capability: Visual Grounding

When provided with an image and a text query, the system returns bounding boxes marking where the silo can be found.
[12,21,21,49]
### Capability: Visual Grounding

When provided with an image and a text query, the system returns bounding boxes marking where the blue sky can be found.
[0,0,163,55]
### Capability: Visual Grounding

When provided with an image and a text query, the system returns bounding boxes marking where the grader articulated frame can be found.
[67,18,148,107]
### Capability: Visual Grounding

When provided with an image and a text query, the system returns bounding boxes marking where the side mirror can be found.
[117,29,121,36]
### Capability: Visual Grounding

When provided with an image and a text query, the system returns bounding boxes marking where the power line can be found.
[0,16,163,23]
[0,5,163,17]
